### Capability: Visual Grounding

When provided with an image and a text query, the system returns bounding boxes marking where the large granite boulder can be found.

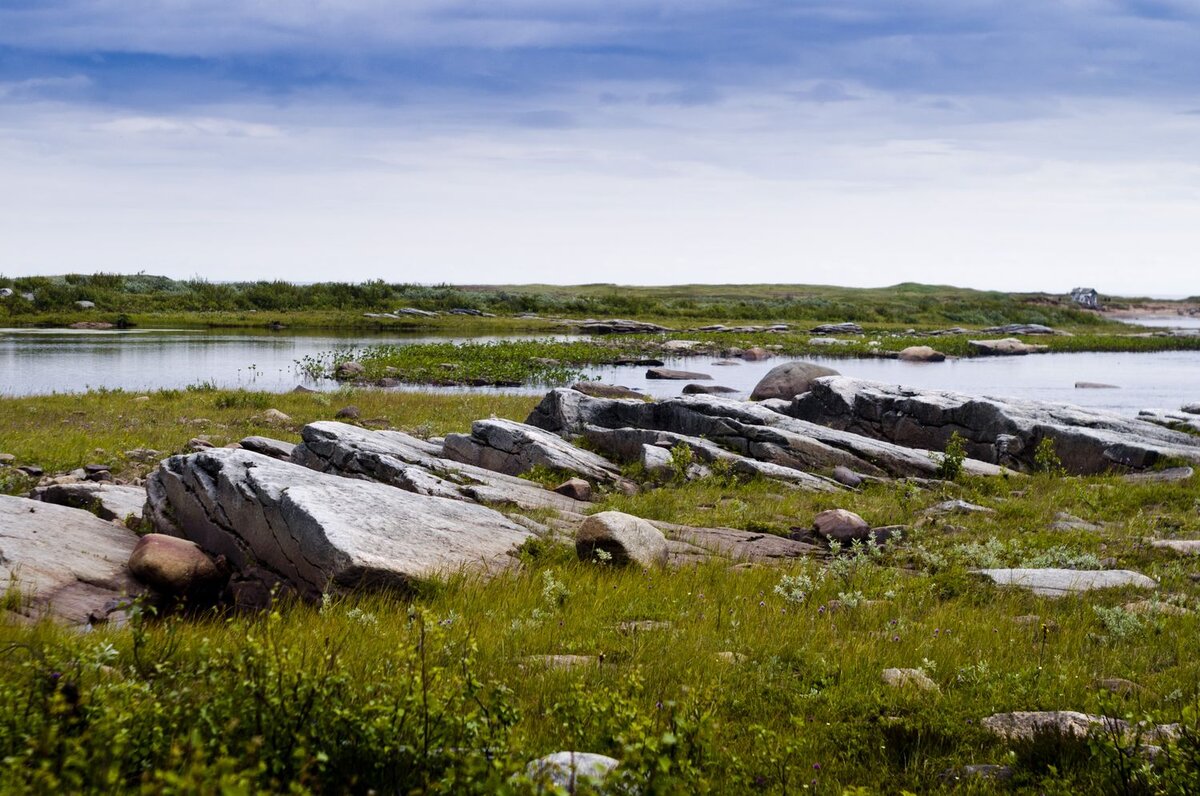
[443,419,629,488]
[789,377,1200,474]
[292,421,588,513]
[576,511,668,568]
[0,495,142,626]
[527,389,1003,480]
[750,361,840,401]
[145,448,534,597]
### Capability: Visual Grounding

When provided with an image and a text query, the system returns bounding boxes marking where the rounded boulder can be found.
[576,511,668,568]
[128,534,222,596]
[812,509,871,544]
[749,361,840,401]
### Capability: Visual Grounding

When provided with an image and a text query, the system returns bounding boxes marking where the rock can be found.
[740,347,772,361]
[1137,409,1200,435]
[1124,466,1194,483]
[523,655,598,669]
[0,453,14,465]
[17,465,43,477]
[30,483,146,524]
[74,300,96,310]
[292,385,317,393]
[790,377,1200,474]
[810,322,863,335]
[334,361,366,379]
[681,383,738,395]
[335,405,361,420]
[87,469,114,483]
[575,318,670,334]
[553,478,592,502]
[973,568,1157,597]
[570,382,646,400]
[646,367,712,381]
[831,465,863,488]
[1123,599,1189,616]
[981,711,1121,741]
[982,324,1058,335]
[145,449,534,598]
[617,619,672,633]
[749,361,840,401]
[292,421,590,513]
[968,338,1049,356]
[882,668,939,693]
[939,764,1013,784]
[124,448,162,463]
[395,307,438,317]
[528,388,1005,481]
[1076,382,1119,389]
[576,511,668,568]
[1050,512,1103,532]
[238,436,297,460]
[128,534,222,597]
[187,438,214,452]
[1095,678,1147,697]
[0,495,142,626]
[1151,539,1200,555]
[1182,403,1200,415]
[924,499,994,517]
[444,419,630,488]
[526,752,619,791]
[898,346,947,362]
[808,337,847,346]
[261,408,292,425]
[813,509,870,544]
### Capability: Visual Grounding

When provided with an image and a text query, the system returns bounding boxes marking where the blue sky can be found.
[1,1,1198,293]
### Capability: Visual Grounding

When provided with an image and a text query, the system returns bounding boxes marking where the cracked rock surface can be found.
[788,377,1200,474]
[146,448,534,598]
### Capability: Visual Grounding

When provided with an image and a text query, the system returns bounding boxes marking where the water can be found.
[1,328,1197,416]
[1120,316,1200,330]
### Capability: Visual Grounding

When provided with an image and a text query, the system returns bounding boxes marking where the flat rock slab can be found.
[1151,540,1200,555]
[0,495,142,626]
[443,418,629,487]
[646,367,712,380]
[30,482,146,524]
[973,568,1157,597]
[239,436,297,460]
[292,421,588,514]
[146,448,534,597]
[1123,466,1194,484]
[790,377,1200,474]
[968,338,1049,356]
[1138,409,1200,435]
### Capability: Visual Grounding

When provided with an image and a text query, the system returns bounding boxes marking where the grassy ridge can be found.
[0,273,1129,328]
[3,390,1200,791]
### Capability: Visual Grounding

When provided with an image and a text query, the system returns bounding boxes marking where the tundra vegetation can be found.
[3,387,1200,793]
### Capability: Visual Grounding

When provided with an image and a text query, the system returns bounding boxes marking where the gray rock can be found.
[577,318,670,334]
[973,568,1157,596]
[925,499,995,517]
[124,448,163,462]
[292,421,589,513]
[30,482,147,524]
[681,383,738,395]
[1050,512,1103,532]
[74,300,96,310]
[898,346,947,362]
[17,465,43,477]
[526,752,619,791]
[831,465,863,487]
[646,367,712,381]
[1076,382,1119,389]
[335,405,361,420]
[810,322,863,335]
[145,448,533,597]
[528,389,1004,480]
[790,377,1200,474]
[981,711,1120,740]
[576,511,668,568]
[740,347,772,361]
[239,436,297,460]
[1124,466,1194,483]
[334,361,366,379]
[882,668,940,692]
[1151,539,1200,555]
[750,361,840,401]
[0,453,14,465]
[443,418,630,488]
[0,495,142,626]
[128,534,222,597]
[982,324,1058,335]
[1183,402,1200,415]
[968,338,1049,356]
[813,509,870,544]
[570,382,645,400]
[1137,409,1200,435]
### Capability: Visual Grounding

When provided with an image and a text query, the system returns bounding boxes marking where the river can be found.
[2,326,1196,415]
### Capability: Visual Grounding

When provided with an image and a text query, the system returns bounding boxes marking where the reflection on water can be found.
[1,328,1197,417]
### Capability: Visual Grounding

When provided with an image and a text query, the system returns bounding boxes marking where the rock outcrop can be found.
[527,388,1004,481]
[788,377,1200,474]
[1,495,142,626]
[30,482,146,524]
[973,568,1157,596]
[443,419,631,489]
[1137,409,1200,435]
[145,448,534,598]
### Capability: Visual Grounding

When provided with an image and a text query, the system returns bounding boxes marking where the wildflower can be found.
[813,763,821,771]
[892,635,900,642]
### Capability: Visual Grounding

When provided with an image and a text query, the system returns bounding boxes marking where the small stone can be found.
[882,667,940,692]
[554,478,592,502]
[133,396,151,402]
[1123,599,1189,616]
[17,465,43,477]
[831,465,863,488]
[83,463,110,475]
[1151,539,1200,555]
[86,470,113,483]
[187,438,214,452]
[570,382,645,400]
[262,408,292,425]
[924,499,994,517]
[128,534,223,598]
[715,651,747,664]
[740,347,772,361]
[124,448,163,463]
[334,361,366,379]
[292,385,317,393]
[0,453,15,465]
[335,405,361,420]
[1075,382,1119,389]
[812,509,870,544]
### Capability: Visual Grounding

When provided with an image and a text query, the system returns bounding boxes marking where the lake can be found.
[2,327,1197,415]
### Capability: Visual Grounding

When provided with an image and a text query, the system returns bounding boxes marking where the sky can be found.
[1,1,1198,294]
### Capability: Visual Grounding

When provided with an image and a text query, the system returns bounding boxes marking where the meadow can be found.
[3,388,1200,793]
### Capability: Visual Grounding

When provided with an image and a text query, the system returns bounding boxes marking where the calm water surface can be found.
[2,328,1197,416]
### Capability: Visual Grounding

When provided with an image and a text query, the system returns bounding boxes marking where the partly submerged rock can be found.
[646,367,712,381]
[749,361,840,401]
[145,448,534,597]
[968,338,1049,356]
[570,382,645,400]
[898,346,947,362]
[0,495,142,626]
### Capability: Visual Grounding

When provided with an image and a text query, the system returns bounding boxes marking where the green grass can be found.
[4,392,1200,792]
